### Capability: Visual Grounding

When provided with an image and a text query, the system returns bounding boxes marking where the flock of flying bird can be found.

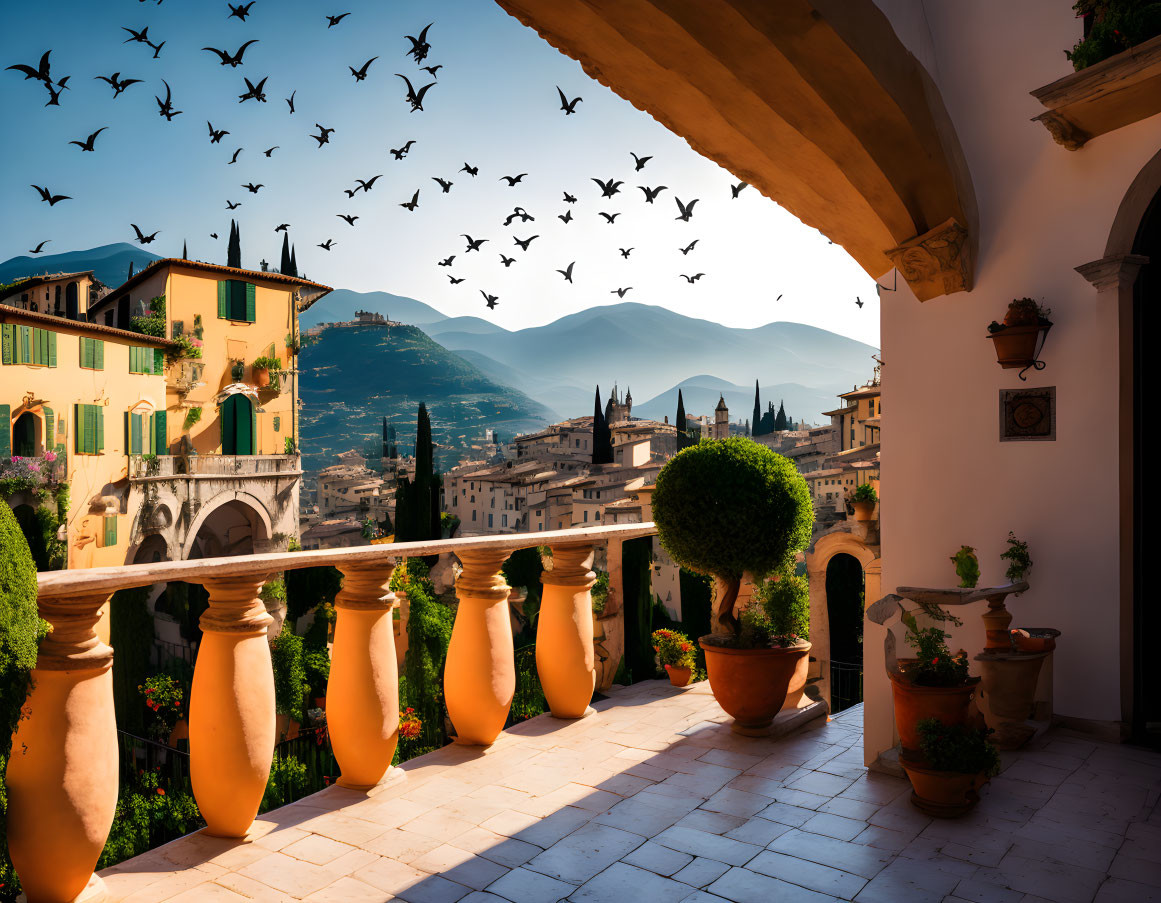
[10,3,869,316]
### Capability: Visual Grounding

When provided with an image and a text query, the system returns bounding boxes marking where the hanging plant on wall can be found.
[183,407,202,431]
[1065,0,1161,70]
[987,298,1052,380]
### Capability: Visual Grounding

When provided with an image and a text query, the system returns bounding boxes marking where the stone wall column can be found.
[6,592,117,903]
[445,549,513,745]
[191,575,275,837]
[330,562,399,789]
[537,545,597,718]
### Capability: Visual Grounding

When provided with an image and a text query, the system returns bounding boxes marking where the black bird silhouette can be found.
[460,163,478,176]
[69,127,107,152]
[225,200,242,209]
[122,26,150,45]
[592,177,623,198]
[203,40,258,67]
[558,210,573,224]
[207,121,229,143]
[7,50,53,84]
[156,79,181,120]
[311,124,335,147]
[438,255,455,266]
[674,197,699,221]
[730,181,749,198]
[263,146,278,157]
[147,40,165,59]
[326,13,350,27]
[238,76,268,102]
[599,212,620,224]
[318,239,336,250]
[43,80,68,107]
[619,248,633,259]
[855,297,864,308]
[405,23,433,63]
[563,192,577,204]
[499,254,515,267]
[500,173,527,187]
[399,189,420,211]
[630,152,652,171]
[356,175,383,191]
[210,232,219,239]
[421,65,442,77]
[94,72,142,98]
[611,287,632,298]
[29,240,51,254]
[503,207,534,226]
[275,223,290,232]
[462,234,487,252]
[679,239,699,255]
[449,275,465,285]
[680,273,705,283]
[228,2,255,21]
[481,291,499,310]
[337,214,358,226]
[131,224,160,244]
[513,235,538,251]
[242,182,263,194]
[390,140,416,159]
[343,188,358,199]
[638,185,667,204]
[556,261,575,283]
[775,293,783,302]
[395,73,435,112]
[432,177,453,193]
[285,89,296,113]
[349,57,378,82]
[227,148,242,164]
[556,86,582,114]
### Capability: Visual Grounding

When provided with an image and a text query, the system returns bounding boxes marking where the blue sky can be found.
[1,0,879,345]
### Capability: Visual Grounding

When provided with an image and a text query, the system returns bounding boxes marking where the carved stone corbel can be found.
[884,218,974,302]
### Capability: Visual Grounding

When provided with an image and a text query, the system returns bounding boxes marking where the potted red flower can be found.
[652,629,696,687]
[139,674,186,746]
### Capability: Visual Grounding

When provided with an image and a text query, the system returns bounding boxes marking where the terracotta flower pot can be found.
[168,717,189,747]
[988,325,1042,369]
[664,664,692,687]
[851,500,876,522]
[313,696,327,710]
[700,638,810,735]
[888,671,980,759]
[252,367,271,388]
[901,758,985,818]
[1010,628,1059,653]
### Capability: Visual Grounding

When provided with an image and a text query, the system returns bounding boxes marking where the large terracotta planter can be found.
[888,671,980,758]
[700,638,810,735]
[664,664,692,687]
[784,650,810,710]
[168,716,190,747]
[851,500,876,522]
[252,367,271,388]
[901,759,985,818]
[976,652,1048,749]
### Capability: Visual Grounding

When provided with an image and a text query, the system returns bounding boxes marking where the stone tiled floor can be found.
[99,681,1161,902]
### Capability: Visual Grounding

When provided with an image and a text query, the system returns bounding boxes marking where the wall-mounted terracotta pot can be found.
[988,325,1047,369]
[252,367,271,388]
[700,638,810,735]
[888,671,980,759]
[664,664,692,687]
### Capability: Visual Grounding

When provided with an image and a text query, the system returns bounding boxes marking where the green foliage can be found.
[852,483,878,503]
[917,719,1001,777]
[252,356,282,391]
[285,564,342,625]
[183,407,202,431]
[1066,0,1161,69]
[900,611,971,687]
[139,674,184,741]
[260,576,286,607]
[304,649,331,698]
[653,436,813,589]
[284,436,296,455]
[590,571,609,614]
[97,770,202,870]
[168,334,203,363]
[301,602,336,652]
[752,571,810,642]
[261,755,308,812]
[111,587,154,736]
[1001,533,1032,584]
[439,511,459,537]
[651,628,696,669]
[0,503,49,897]
[398,559,454,750]
[130,295,166,337]
[270,624,308,721]
[950,546,979,589]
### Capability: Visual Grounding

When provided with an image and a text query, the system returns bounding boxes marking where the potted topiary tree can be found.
[652,438,813,734]
[850,483,878,522]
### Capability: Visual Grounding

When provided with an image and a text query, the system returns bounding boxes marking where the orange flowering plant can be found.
[651,628,696,670]
[399,707,422,741]
[139,674,184,740]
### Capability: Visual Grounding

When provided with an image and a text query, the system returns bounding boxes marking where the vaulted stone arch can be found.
[495,0,977,300]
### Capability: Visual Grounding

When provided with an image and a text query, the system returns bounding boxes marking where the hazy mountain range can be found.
[0,243,163,290]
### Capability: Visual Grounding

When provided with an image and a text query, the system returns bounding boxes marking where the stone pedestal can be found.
[975,651,1050,749]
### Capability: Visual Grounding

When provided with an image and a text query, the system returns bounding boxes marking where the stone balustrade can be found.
[8,523,656,903]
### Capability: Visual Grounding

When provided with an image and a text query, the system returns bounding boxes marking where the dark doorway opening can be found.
[220,394,255,455]
[826,552,865,712]
[12,411,37,457]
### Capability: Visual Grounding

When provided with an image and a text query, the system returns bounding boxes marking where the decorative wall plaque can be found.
[999,387,1055,441]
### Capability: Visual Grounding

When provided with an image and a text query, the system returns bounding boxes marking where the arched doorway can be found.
[826,553,865,712]
[221,394,255,455]
[11,503,49,571]
[12,412,38,457]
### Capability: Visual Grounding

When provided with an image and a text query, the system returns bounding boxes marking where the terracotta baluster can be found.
[191,575,275,837]
[6,592,117,903]
[445,548,513,745]
[330,562,399,789]
[537,545,597,718]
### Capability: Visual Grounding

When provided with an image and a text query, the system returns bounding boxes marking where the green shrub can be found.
[270,624,308,721]
[950,546,979,589]
[852,483,877,503]
[304,649,330,699]
[285,565,342,626]
[652,438,812,635]
[917,718,1001,777]
[590,571,609,614]
[752,571,810,643]
[397,559,454,752]
[261,755,308,812]
[1001,533,1032,584]
[1066,0,1161,69]
[900,610,971,688]
[97,770,202,870]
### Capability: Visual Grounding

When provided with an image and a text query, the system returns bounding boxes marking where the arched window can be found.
[65,282,78,320]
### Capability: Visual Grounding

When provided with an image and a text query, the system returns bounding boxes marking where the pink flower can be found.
[28,463,40,473]
[44,450,57,463]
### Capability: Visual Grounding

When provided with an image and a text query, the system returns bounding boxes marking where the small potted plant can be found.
[987,298,1052,369]
[850,483,878,522]
[1000,532,1032,585]
[950,545,979,589]
[902,718,1001,818]
[251,355,281,390]
[305,649,331,709]
[652,628,697,687]
[652,438,813,734]
[139,674,185,746]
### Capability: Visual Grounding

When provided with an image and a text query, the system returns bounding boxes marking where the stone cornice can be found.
[1076,253,1150,292]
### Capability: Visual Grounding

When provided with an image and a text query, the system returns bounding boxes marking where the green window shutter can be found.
[220,399,234,453]
[95,339,104,370]
[48,331,57,367]
[1,324,12,364]
[217,280,228,318]
[44,407,53,447]
[80,337,89,368]
[250,402,257,454]
[273,415,280,432]
[0,404,10,457]
[96,406,104,452]
[153,410,167,454]
[245,282,256,322]
[103,516,117,547]
[129,346,137,373]
[18,326,32,364]
[75,405,85,454]
[154,348,165,374]
[130,412,142,455]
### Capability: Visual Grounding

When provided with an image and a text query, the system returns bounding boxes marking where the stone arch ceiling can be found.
[495,0,978,301]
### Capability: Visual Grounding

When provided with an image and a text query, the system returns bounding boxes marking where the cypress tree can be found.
[182,240,188,260]
[288,244,298,277]
[775,401,788,432]
[675,389,686,433]
[280,233,292,274]
[414,403,435,541]
[593,386,613,464]
[227,219,241,268]
[127,260,135,279]
[382,416,389,458]
[752,380,762,436]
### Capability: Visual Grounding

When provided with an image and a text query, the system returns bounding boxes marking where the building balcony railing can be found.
[128,453,302,480]
[8,522,656,902]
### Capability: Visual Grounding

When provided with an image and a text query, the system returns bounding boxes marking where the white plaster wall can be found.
[872,0,1161,734]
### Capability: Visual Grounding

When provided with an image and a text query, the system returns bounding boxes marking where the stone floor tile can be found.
[697,748,767,771]
[567,861,692,903]
[163,885,250,902]
[590,773,656,798]
[525,822,645,884]
[353,857,471,903]
[754,800,815,827]
[672,856,731,889]
[701,788,774,819]
[676,809,748,835]
[976,852,1107,903]
[458,894,511,903]
[652,825,762,866]
[594,793,698,836]
[851,857,963,903]
[764,786,834,811]
[867,803,934,835]
[622,840,695,876]
[739,763,799,785]
[853,824,919,852]
[817,795,881,821]
[485,866,577,903]
[282,833,360,866]
[724,816,793,847]
[677,891,731,903]
[501,807,593,850]
[1094,877,1161,902]
[800,811,866,841]
[840,774,911,806]
[301,875,394,902]
[949,876,1024,903]
[402,811,481,844]
[748,848,868,898]
[236,851,353,898]
[211,873,292,902]
[365,829,446,863]
[660,766,742,797]
[768,829,895,879]
[450,826,542,869]
[1108,850,1161,887]
[412,844,511,891]
[707,866,843,902]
